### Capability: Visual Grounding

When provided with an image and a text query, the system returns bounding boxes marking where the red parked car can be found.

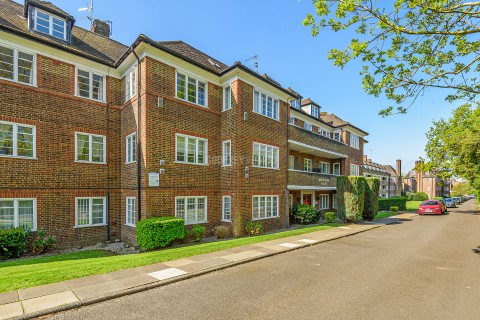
[418,200,444,215]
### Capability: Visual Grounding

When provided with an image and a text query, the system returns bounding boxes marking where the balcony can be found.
[287,169,338,190]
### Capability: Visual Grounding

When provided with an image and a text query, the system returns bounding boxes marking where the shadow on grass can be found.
[0,250,117,268]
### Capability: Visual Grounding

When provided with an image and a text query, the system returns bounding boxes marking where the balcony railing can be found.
[288,169,338,189]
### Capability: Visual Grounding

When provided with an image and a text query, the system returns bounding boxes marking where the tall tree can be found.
[303,1,480,115]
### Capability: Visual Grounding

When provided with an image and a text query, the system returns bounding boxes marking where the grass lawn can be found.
[0,223,341,293]
[374,212,397,220]
[406,201,423,212]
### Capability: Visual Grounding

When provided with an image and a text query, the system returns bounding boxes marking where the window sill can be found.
[222,107,232,112]
[74,224,107,229]
[0,155,37,160]
[0,76,37,88]
[124,224,136,228]
[174,161,209,166]
[252,216,280,221]
[175,97,208,109]
[221,164,232,167]
[125,161,137,165]
[221,220,232,223]
[252,165,280,171]
[184,221,208,225]
[74,94,106,104]
[75,160,107,165]
[252,110,280,122]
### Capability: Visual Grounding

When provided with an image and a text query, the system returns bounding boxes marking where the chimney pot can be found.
[91,19,110,38]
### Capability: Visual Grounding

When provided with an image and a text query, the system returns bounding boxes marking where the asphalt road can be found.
[47,200,480,320]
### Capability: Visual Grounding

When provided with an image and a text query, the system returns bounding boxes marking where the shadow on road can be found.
[473,246,480,255]
[453,209,478,214]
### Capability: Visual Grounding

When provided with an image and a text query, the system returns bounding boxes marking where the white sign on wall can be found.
[148,172,160,187]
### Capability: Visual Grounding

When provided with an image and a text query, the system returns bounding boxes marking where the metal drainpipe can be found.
[133,50,142,223]
[106,100,110,241]
[285,98,293,229]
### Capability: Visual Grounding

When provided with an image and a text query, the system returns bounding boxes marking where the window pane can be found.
[176,198,185,219]
[252,197,259,220]
[187,77,197,103]
[176,136,186,162]
[18,200,34,230]
[127,198,135,225]
[223,86,231,110]
[77,70,90,98]
[273,100,278,120]
[76,199,89,226]
[0,123,14,156]
[76,134,90,161]
[0,45,14,80]
[197,139,205,164]
[254,91,259,113]
[0,200,14,229]
[35,11,50,34]
[92,199,104,224]
[197,198,206,222]
[17,125,34,157]
[253,144,259,166]
[92,73,104,101]
[186,198,196,224]
[267,97,273,118]
[198,81,206,106]
[52,17,65,39]
[17,51,33,84]
[223,197,231,221]
[261,94,267,116]
[187,138,196,163]
[176,73,185,99]
[91,136,104,162]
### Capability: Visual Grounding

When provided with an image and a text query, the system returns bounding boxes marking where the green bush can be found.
[190,224,206,242]
[363,177,380,221]
[405,192,414,201]
[324,211,337,223]
[412,192,429,201]
[0,228,29,260]
[433,197,443,200]
[337,176,366,222]
[378,197,407,211]
[390,206,399,213]
[213,225,231,239]
[245,221,264,236]
[291,204,319,224]
[136,217,184,250]
[32,229,55,255]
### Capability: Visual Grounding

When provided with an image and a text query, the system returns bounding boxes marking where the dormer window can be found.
[34,8,66,40]
[290,99,301,109]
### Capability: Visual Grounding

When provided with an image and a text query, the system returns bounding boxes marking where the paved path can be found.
[0,214,416,320]
[41,201,479,320]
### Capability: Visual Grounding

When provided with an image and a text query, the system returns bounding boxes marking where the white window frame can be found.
[304,158,312,172]
[311,105,319,118]
[0,43,36,86]
[289,155,295,170]
[75,197,107,227]
[125,66,136,102]
[350,133,360,149]
[333,163,341,175]
[125,132,136,164]
[320,162,330,174]
[75,67,106,102]
[350,164,360,176]
[175,196,208,225]
[252,142,279,169]
[253,89,280,121]
[126,197,136,227]
[222,140,231,166]
[333,132,341,142]
[222,196,232,222]
[75,132,107,164]
[333,194,338,209]
[223,84,231,111]
[252,195,279,220]
[175,71,208,107]
[175,133,208,165]
[304,122,313,132]
[289,116,295,125]
[390,185,395,190]
[33,8,67,40]
[0,198,37,231]
[319,194,329,209]
[0,120,36,159]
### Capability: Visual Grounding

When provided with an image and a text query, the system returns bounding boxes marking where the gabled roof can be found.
[25,0,73,21]
[320,112,369,135]
[301,98,321,108]
[286,87,302,99]
[384,165,399,177]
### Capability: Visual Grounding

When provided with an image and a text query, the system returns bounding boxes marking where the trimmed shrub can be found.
[363,177,380,221]
[324,211,337,223]
[390,206,399,213]
[378,197,407,211]
[433,197,443,200]
[412,192,429,201]
[136,217,184,250]
[0,228,29,260]
[190,224,206,242]
[245,221,263,236]
[292,204,319,224]
[31,229,56,255]
[405,192,414,201]
[213,225,231,239]
[337,176,366,222]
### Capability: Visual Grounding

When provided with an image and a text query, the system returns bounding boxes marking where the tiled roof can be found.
[26,0,72,19]
[301,98,321,107]
[320,113,349,127]
[363,159,390,176]
[1,0,128,65]
[285,87,302,99]
[384,165,399,177]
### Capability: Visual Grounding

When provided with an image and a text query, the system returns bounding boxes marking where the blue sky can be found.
[21,0,458,173]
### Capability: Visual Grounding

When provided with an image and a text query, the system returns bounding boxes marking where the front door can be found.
[303,194,312,205]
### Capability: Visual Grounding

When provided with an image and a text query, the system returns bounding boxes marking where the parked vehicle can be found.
[418,200,444,215]
[438,199,447,213]
[444,198,457,208]
[452,197,462,205]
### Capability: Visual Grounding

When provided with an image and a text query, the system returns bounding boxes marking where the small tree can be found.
[363,177,380,221]
[337,176,366,222]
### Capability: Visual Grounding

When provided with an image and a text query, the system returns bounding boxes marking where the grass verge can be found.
[0,223,341,293]
[406,201,423,212]
[374,212,397,220]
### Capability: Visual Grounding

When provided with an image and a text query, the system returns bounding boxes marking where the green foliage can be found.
[451,181,476,197]
[245,221,264,236]
[0,228,29,260]
[213,225,231,239]
[136,217,184,250]
[324,211,337,223]
[189,225,206,242]
[363,177,380,221]
[378,197,407,211]
[412,192,429,201]
[291,204,320,224]
[31,229,55,255]
[390,206,399,213]
[337,176,366,222]
[433,197,443,200]
[405,192,414,201]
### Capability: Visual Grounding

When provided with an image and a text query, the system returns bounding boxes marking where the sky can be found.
[18,0,459,173]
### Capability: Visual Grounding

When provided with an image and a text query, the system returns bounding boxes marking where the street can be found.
[47,201,480,320]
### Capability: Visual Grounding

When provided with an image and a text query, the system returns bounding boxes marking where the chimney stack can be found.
[396,159,401,176]
[363,155,368,162]
[91,19,110,38]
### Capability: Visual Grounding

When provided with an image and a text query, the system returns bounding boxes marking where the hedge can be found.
[136,216,184,250]
[291,204,320,224]
[363,177,380,221]
[0,228,29,260]
[378,197,407,211]
[412,192,429,201]
[337,176,366,222]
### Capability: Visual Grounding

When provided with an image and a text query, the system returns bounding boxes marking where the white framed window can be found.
[0,198,36,230]
[253,142,279,169]
[0,44,35,85]
[304,158,312,172]
[320,162,330,174]
[126,197,136,227]
[333,163,341,175]
[75,197,106,227]
[176,134,208,165]
[252,196,278,220]
[222,196,231,222]
[312,105,319,118]
[125,66,136,102]
[390,185,395,190]
[76,68,105,102]
[34,8,66,40]
[289,155,295,170]
[350,164,360,176]
[222,140,231,166]
[175,196,207,225]
[289,116,295,125]
[350,133,360,149]
[319,194,329,209]
[320,130,330,138]
[176,71,207,107]
[75,132,106,163]
[223,84,231,111]
[304,122,313,132]
[332,194,338,209]
[333,132,341,142]
[0,121,36,159]
[126,132,136,164]
[253,89,279,121]
[290,99,301,109]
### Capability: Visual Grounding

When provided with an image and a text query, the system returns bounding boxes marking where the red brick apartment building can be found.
[403,161,451,199]
[0,0,368,247]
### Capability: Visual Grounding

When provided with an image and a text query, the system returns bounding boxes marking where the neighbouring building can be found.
[362,156,391,198]
[384,159,402,197]
[0,0,368,248]
[403,161,451,199]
